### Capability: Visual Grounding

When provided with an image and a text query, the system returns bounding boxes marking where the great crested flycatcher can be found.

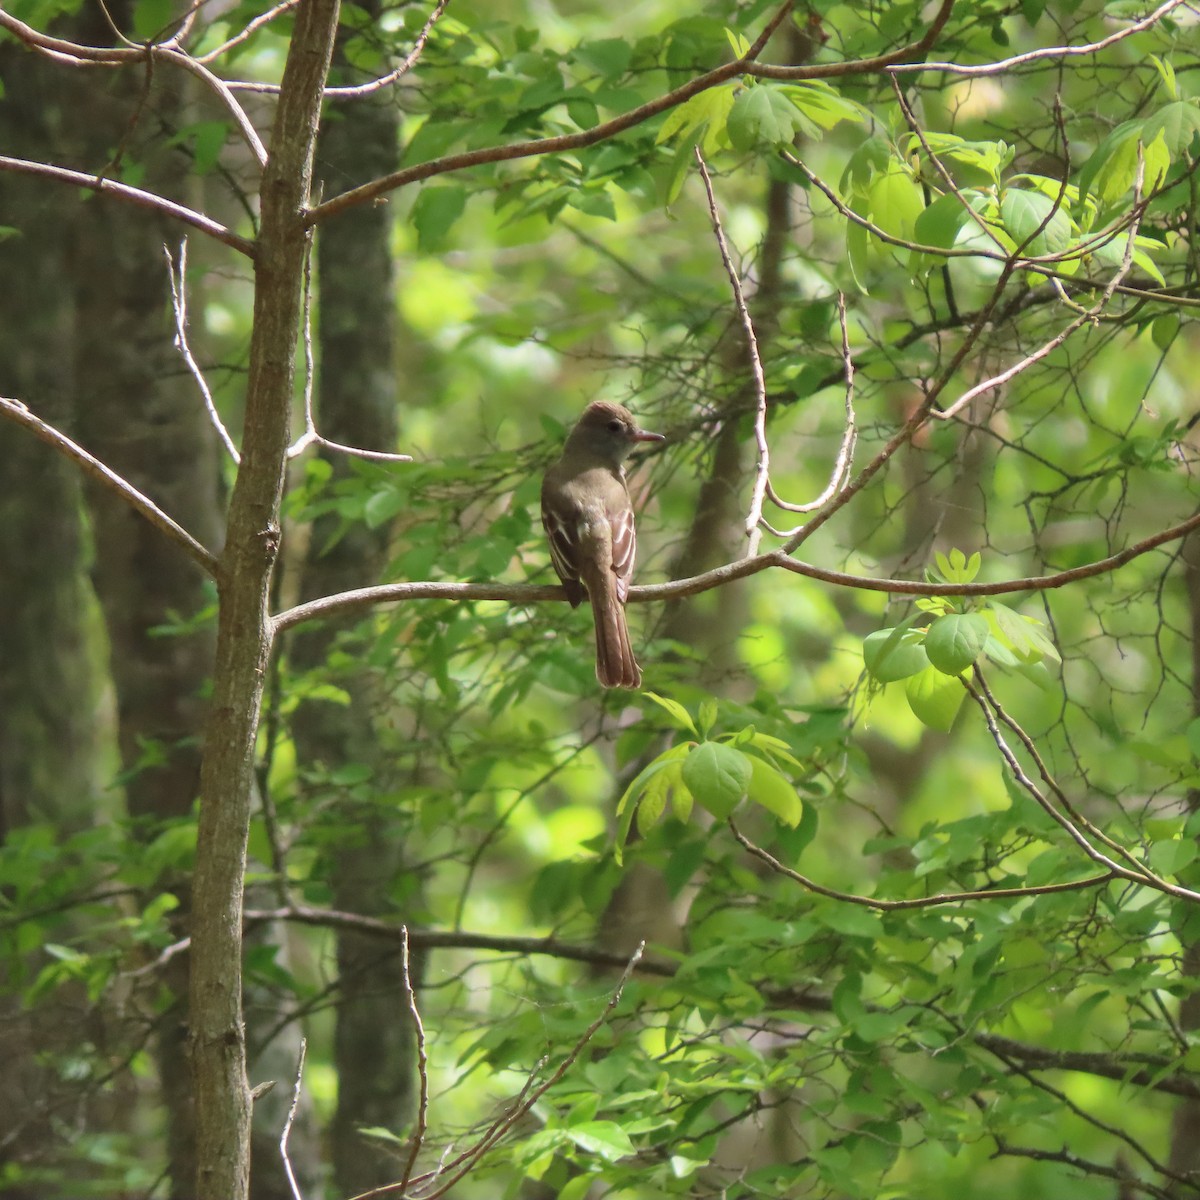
[541,400,665,689]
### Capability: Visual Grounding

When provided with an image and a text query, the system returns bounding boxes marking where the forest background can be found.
[2,0,1200,1197]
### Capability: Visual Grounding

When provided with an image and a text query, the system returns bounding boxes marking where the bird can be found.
[541,401,665,688]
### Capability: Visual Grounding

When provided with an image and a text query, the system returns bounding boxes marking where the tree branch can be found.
[0,396,219,575]
[0,155,254,256]
[235,905,1200,1103]
[272,505,1200,632]
[306,0,955,223]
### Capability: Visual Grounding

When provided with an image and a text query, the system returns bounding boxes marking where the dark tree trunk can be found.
[288,15,419,1191]
[55,8,224,1190]
[0,41,114,1199]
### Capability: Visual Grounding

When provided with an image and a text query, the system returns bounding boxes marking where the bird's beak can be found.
[633,429,666,443]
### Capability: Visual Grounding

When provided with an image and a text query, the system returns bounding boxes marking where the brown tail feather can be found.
[591,587,641,689]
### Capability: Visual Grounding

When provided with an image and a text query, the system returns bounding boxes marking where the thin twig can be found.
[347,942,645,1200]
[889,0,1188,78]
[963,678,1200,903]
[286,233,413,464]
[166,240,241,463]
[731,822,1115,909]
[763,291,858,523]
[889,75,1007,253]
[0,10,267,169]
[197,0,300,62]
[0,396,219,574]
[397,928,428,1197]
[280,1037,307,1200]
[325,0,450,98]
[418,942,644,1200]
[935,149,1149,421]
[693,148,769,554]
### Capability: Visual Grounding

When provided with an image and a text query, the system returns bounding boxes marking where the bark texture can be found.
[189,2,341,1195]
[61,10,224,1189]
[0,40,113,1197]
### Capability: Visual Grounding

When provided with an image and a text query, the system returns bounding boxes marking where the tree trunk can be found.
[189,2,341,1195]
[291,19,419,1190]
[0,41,113,1198]
[61,11,225,1188]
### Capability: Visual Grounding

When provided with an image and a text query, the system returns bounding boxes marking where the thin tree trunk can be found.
[189,2,341,1194]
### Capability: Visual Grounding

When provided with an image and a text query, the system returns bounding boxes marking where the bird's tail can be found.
[590,585,641,689]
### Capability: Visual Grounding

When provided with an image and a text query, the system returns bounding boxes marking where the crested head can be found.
[562,401,665,467]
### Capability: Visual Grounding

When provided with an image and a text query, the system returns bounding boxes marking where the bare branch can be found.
[889,0,1189,78]
[166,240,241,463]
[397,928,428,1197]
[271,504,1200,632]
[693,149,770,554]
[166,51,268,168]
[324,0,450,98]
[0,10,267,169]
[279,1038,307,1200]
[964,676,1200,904]
[763,291,858,523]
[0,396,219,575]
[0,155,254,257]
[287,234,414,464]
[137,906,1200,1105]
[196,0,300,63]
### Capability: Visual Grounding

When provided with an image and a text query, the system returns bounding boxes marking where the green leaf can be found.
[862,625,929,683]
[411,185,467,252]
[914,191,976,249]
[564,1120,636,1162]
[745,755,802,827]
[656,85,736,153]
[1148,838,1198,877]
[866,163,924,241]
[780,82,865,133]
[1000,187,1072,257]
[681,742,751,819]
[1142,100,1200,155]
[924,613,989,675]
[726,84,807,152]
[905,667,967,732]
[190,122,229,175]
[934,547,981,584]
[1187,717,1200,762]
[1149,54,1178,101]
[616,744,691,818]
[642,692,700,736]
[133,0,173,39]
[573,38,632,78]
[1077,121,1142,204]
[1153,312,1180,351]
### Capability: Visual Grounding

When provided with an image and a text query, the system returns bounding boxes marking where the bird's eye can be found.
[608,419,624,432]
